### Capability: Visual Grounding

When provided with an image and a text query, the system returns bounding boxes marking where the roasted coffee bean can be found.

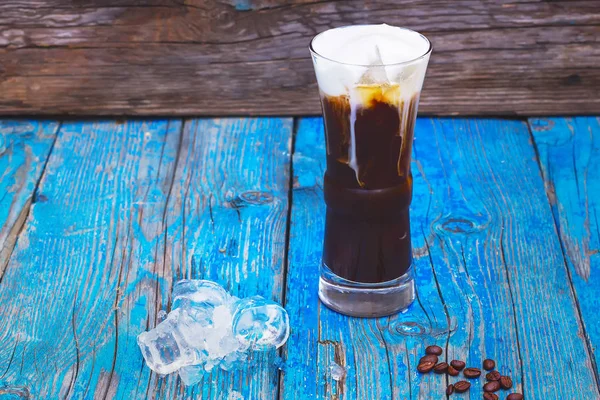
[420,354,439,364]
[426,345,443,356]
[483,359,496,371]
[447,365,460,376]
[483,381,500,392]
[450,360,466,371]
[446,384,454,395]
[454,380,471,393]
[500,376,513,390]
[434,362,448,374]
[506,394,523,400]
[463,367,482,378]
[483,393,499,400]
[486,371,501,381]
[417,361,435,373]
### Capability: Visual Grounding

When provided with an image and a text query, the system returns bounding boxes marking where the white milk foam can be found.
[310,24,431,99]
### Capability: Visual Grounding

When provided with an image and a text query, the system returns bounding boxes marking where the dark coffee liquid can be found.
[321,86,420,284]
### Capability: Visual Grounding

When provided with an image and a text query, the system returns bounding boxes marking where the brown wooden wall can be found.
[0,0,599,116]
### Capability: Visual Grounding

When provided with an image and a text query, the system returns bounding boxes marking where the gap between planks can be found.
[277,117,299,400]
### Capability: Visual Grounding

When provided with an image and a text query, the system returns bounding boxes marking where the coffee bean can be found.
[483,381,500,392]
[483,359,496,371]
[483,393,499,400]
[500,376,513,390]
[426,345,443,356]
[463,367,482,378]
[433,362,448,374]
[417,361,435,373]
[454,380,471,393]
[446,384,454,395]
[506,394,523,400]
[447,365,460,376]
[486,371,501,381]
[450,360,466,371]
[419,355,438,364]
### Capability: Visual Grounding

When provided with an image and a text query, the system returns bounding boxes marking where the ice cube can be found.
[358,45,389,85]
[178,364,205,386]
[204,358,218,372]
[137,308,206,375]
[232,296,290,350]
[167,305,215,352]
[204,305,241,358]
[330,363,346,381]
[138,279,291,384]
[172,279,230,310]
[220,351,246,371]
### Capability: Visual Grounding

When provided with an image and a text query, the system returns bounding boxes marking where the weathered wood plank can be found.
[146,117,293,400]
[0,118,293,399]
[0,120,58,278]
[0,120,183,399]
[0,1,599,116]
[282,117,599,399]
[529,117,600,382]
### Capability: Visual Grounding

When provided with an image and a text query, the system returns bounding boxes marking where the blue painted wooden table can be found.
[0,117,598,399]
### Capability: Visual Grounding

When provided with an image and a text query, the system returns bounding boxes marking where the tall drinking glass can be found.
[310,24,431,317]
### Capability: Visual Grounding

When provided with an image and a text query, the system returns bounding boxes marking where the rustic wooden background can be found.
[0,0,599,116]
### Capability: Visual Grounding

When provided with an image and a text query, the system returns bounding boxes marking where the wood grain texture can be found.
[282,117,600,399]
[529,117,600,383]
[0,1,599,116]
[0,120,58,278]
[0,118,293,399]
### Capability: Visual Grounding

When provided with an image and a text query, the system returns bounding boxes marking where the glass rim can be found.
[309,25,432,68]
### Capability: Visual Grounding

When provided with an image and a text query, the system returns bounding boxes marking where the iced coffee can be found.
[310,24,431,317]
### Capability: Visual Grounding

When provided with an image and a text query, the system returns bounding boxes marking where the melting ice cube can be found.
[137,308,207,375]
[137,280,290,384]
[358,45,389,85]
[232,296,290,350]
[330,363,346,381]
[178,364,205,386]
[172,279,230,310]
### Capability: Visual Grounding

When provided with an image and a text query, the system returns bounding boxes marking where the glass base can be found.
[318,266,415,317]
